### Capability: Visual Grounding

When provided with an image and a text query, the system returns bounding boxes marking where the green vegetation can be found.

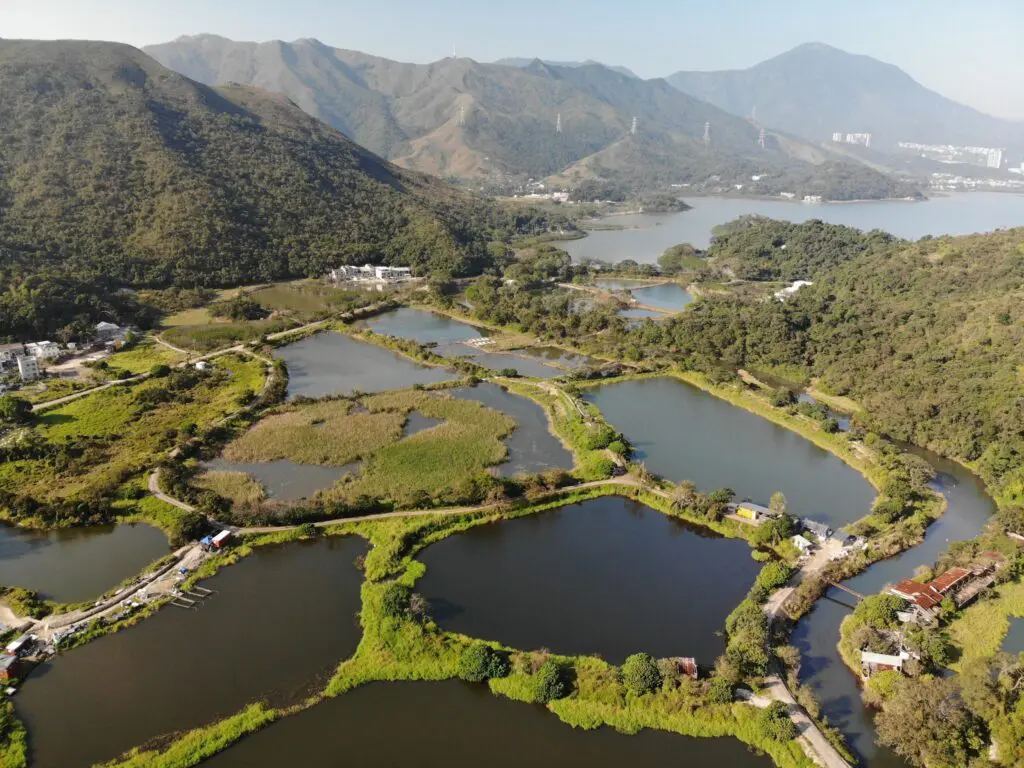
[99,703,279,768]
[160,319,296,353]
[194,471,267,507]
[947,581,1024,669]
[0,40,564,342]
[0,699,27,768]
[621,653,662,696]
[104,341,184,376]
[222,399,406,466]
[0,354,266,527]
[457,642,511,683]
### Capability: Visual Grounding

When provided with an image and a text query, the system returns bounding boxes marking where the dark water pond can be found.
[0,523,168,603]
[628,283,694,312]
[1002,618,1024,655]
[358,307,565,378]
[203,457,358,501]
[450,383,573,477]
[418,496,760,665]
[618,308,665,319]
[202,680,773,767]
[275,331,457,398]
[584,377,876,527]
[361,306,486,345]
[15,537,367,768]
[521,345,598,369]
[792,450,994,766]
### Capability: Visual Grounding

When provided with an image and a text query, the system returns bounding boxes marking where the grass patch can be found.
[161,319,297,353]
[222,400,404,466]
[105,341,185,375]
[99,702,279,768]
[0,355,267,509]
[0,699,27,768]
[339,390,515,505]
[195,471,267,506]
[162,307,215,327]
[946,580,1024,671]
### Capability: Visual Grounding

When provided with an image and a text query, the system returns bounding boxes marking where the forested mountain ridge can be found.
[667,42,1024,153]
[665,221,1024,501]
[144,35,916,199]
[0,39,560,340]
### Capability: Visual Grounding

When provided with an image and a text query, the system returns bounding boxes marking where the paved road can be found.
[760,539,852,768]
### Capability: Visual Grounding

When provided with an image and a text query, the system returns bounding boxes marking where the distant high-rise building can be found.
[987,149,1004,169]
[832,132,871,148]
[832,132,843,143]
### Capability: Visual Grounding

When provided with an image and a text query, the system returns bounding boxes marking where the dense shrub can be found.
[534,660,569,703]
[458,642,511,683]
[621,653,662,696]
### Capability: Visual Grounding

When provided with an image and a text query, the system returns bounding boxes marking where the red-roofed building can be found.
[889,580,943,611]
[930,567,972,595]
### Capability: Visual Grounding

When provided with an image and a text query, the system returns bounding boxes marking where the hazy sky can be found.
[3,0,1022,119]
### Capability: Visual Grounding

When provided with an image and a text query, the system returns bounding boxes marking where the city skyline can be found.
[2,0,1023,120]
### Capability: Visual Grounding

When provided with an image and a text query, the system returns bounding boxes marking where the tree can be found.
[875,676,985,767]
[0,396,32,425]
[852,594,904,631]
[759,701,797,742]
[672,480,698,511]
[150,364,171,378]
[534,660,569,703]
[458,643,510,682]
[769,491,787,517]
[770,387,795,407]
[621,653,662,696]
[380,584,411,618]
[706,675,734,704]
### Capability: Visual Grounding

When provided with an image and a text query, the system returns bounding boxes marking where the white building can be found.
[987,149,1004,169]
[0,343,24,365]
[802,195,823,204]
[373,266,413,282]
[775,280,814,301]
[16,355,40,382]
[26,341,60,360]
[95,322,125,343]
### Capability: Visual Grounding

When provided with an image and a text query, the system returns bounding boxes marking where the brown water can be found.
[202,680,773,767]
[14,536,366,768]
[0,522,168,603]
[275,331,458,398]
[417,496,761,665]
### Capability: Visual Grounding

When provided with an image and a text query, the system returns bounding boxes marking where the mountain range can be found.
[143,35,914,199]
[0,39,518,294]
[493,57,638,79]
[666,42,1024,154]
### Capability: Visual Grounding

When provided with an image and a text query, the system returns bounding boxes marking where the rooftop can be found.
[930,567,972,594]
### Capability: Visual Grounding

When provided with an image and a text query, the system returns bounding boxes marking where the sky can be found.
[2,0,1023,119]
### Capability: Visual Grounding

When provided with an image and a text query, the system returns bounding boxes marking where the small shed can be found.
[4,634,33,657]
[736,502,772,522]
[801,518,833,542]
[199,535,214,550]
[0,655,23,681]
[860,649,910,678]
[791,535,813,553]
[212,530,232,549]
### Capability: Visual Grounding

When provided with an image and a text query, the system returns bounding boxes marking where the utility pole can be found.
[556,113,562,134]
[630,116,638,136]
[703,121,710,147]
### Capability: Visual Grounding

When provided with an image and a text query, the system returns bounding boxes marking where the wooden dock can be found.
[826,580,865,601]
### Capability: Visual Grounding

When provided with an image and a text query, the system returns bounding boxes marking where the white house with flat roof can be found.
[16,355,40,382]
[26,341,60,360]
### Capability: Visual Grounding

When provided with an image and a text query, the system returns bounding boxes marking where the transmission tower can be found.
[630,116,638,136]
[758,127,766,149]
[556,113,562,134]
[458,105,465,127]
[703,121,710,147]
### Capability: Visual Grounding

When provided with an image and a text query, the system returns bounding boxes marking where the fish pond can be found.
[202,680,773,767]
[596,280,693,313]
[0,522,168,603]
[450,382,573,476]
[275,331,458,398]
[14,536,367,768]
[359,307,565,378]
[417,496,761,665]
[583,377,876,527]
[201,457,359,501]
